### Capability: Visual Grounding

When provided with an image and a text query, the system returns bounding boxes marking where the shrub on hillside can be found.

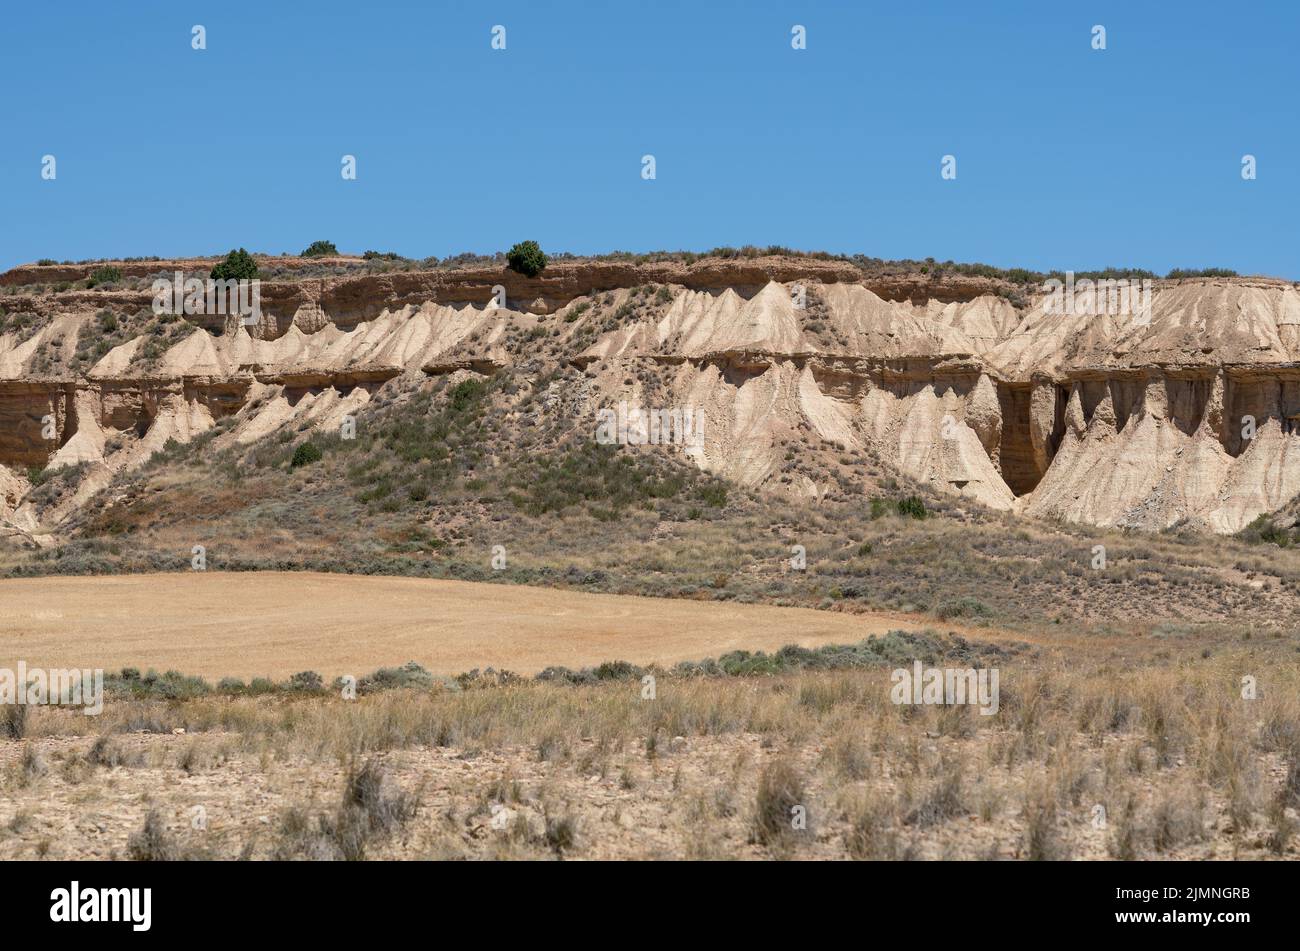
[211,248,258,282]
[1166,267,1238,279]
[87,265,123,287]
[1241,514,1292,547]
[936,596,991,620]
[697,482,728,508]
[895,495,928,520]
[507,442,691,520]
[449,378,486,413]
[301,240,339,258]
[506,240,547,277]
[291,442,323,468]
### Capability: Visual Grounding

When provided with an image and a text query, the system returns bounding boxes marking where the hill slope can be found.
[2,254,1299,544]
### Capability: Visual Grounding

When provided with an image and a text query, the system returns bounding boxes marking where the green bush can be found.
[357,661,435,693]
[291,442,323,468]
[107,667,211,700]
[1241,514,1292,547]
[507,442,691,519]
[449,378,486,413]
[301,240,339,258]
[1166,267,1238,279]
[87,265,123,287]
[936,597,990,620]
[211,248,258,281]
[285,670,325,692]
[697,482,728,508]
[506,240,547,277]
[895,495,928,520]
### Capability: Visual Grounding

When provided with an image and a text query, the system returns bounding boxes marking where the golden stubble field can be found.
[0,571,944,679]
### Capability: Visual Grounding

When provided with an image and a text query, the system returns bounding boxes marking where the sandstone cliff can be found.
[1,256,1296,539]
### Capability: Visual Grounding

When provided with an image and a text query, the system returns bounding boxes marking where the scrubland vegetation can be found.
[2,643,1296,860]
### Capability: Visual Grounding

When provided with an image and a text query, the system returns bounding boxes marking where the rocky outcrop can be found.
[0,381,73,468]
[1,256,1009,332]
[3,264,1300,537]
[567,275,1300,531]
[0,254,365,287]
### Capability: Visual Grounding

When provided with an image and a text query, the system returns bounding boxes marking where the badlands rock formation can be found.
[572,275,1300,533]
[2,258,1298,537]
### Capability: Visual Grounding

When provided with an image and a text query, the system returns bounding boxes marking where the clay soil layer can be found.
[0,571,932,680]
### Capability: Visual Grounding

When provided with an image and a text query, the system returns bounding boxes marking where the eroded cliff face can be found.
[566,275,1300,532]
[1020,368,1300,532]
[1,264,1298,539]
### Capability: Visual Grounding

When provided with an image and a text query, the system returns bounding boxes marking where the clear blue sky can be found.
[2,1,1296,277]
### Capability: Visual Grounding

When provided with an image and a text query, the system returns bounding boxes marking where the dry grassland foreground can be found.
[1,592,1298,863]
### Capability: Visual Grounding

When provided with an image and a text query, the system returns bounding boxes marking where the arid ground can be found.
[0,572,939,679]
[1,571,1298,861]
[4,254,1300,861]
[1,642,1297,861]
